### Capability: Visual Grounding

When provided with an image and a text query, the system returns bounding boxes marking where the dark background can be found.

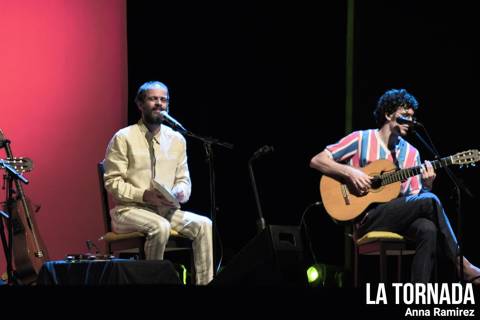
[126,0,480,274]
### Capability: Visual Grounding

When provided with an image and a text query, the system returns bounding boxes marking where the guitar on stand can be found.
[0,129,49,285]
[319,149,480,222]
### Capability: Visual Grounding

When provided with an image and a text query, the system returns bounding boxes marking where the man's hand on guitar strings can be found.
[345,166,372,196]
[420,160,436,190]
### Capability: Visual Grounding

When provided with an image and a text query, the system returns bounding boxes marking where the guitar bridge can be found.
[341,184,350,205]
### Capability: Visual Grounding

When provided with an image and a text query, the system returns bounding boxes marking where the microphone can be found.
[160,111,187,132]
[396,115,423,127]
[251,145,274,160]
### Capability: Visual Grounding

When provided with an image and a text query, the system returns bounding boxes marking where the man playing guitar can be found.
[310,88,480,285]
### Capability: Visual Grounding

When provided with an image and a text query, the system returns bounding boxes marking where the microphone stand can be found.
[1,142,29,285]
[248,147,275,233]
[180,128,233,274]
[248,158,266,233]
[411,125,471,284]
[1,171,16,285]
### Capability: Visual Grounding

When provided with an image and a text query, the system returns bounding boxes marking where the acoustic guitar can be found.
[319,149,480,222]
[1,129,49,284]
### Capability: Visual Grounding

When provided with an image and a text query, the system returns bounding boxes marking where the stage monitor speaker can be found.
[210,225,307,286]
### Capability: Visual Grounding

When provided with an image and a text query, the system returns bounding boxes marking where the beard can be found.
[143,110,163,125]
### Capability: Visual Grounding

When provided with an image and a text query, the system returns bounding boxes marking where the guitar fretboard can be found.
[379,156,452,186]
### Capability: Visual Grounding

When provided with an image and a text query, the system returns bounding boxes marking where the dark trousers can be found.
[356,192,458,283]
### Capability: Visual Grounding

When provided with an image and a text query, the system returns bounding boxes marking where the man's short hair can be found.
[134,81,169,105]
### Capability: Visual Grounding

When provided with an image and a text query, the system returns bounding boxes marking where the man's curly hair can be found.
[373,89,419,127]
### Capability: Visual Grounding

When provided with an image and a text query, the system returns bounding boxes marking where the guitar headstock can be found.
[0,157,34,173]
[451,150,480,167]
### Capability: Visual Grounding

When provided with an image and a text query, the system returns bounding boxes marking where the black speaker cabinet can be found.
[210,225,307,286]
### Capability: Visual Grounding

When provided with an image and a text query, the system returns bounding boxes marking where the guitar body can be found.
[320,159,401,221]
[11,197,49,284]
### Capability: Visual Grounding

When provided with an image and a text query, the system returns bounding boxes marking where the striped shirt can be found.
[325,129,422,196]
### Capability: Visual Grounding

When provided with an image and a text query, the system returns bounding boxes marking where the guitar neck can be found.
[380,156,452,186]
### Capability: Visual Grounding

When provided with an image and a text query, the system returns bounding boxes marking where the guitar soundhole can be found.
[371,176,382,190]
